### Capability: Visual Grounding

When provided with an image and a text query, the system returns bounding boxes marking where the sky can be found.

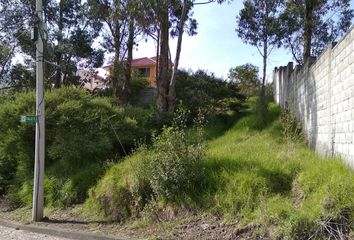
[133,0,354,81]
[11,0,354,81]
[133,1,291,81]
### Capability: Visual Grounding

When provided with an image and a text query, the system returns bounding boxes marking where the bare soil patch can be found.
[0,201,269,240]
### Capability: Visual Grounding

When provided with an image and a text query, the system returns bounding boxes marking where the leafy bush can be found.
[176,69,246,120]
[0,88,155,207]
[88,110,206,220]
[228,63,261,98]
[130,77,149,96]
[144,126,205,201]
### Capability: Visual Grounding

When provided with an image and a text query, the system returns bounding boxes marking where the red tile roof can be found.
[103,57,158,70]
[132,57,157,67]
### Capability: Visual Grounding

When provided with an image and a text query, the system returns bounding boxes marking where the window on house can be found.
[134,68,150,78]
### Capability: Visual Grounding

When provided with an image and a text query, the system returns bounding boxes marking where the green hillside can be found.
[86,103,354,239]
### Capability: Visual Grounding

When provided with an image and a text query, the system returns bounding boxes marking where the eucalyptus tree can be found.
[281,0,353,64]
[142,0,196,114]
[0,44,13,85]
[0,0,103,89]
[0,0,30,85]
[236,0,283,99]
[87,0,142,102]
[47,0,103,88]
[140,0,225,115]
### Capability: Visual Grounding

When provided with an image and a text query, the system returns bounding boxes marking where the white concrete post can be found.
[32,0,45,222]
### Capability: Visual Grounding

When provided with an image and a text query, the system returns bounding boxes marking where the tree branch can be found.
[255,45,264,57]
[194,0,216,5]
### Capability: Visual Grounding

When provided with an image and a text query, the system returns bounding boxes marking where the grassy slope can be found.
[1,103,353,239]
[201,104,354,238]
[87,103,354,239]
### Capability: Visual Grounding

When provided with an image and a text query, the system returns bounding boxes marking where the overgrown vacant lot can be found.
[202,105,354,238]
[85,104,354,239]
[1,102,353,240]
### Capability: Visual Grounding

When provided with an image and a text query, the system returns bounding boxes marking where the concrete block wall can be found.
[273,26,354,168]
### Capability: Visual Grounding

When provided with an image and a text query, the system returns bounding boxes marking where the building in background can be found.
[103,56,158,87]
[78,69,108,91]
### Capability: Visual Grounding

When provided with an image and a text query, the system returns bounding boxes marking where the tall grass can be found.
[87,102,354,239]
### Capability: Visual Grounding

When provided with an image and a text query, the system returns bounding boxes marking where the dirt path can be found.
[0,225,71,240]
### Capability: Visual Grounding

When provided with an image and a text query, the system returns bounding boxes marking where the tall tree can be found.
[0,0,103,89]
[281,0,353,63]
[236,0,283,100]
[0,0,29,85]
[49,0,103,88]
[141,0,222,115]
[168,0,192,112]
[228,63,261,98]
[87,0,141,103]
[0,44,13,85]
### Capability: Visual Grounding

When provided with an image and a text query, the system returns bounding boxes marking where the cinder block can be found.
[346,133,352,143]
[273,27,354,168]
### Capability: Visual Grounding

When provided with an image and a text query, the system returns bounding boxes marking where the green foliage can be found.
[236,0,283,107]
[0,0,103,88]
[88,109,207,220]
[90,101,353,239]
[0,88,155,207]
[130,77,149,96]
[128,77,151,105]
[175,69,246,120]
[0,43,12,84]
[87,153,143,221]
[280,0,354,63]
[259,159,354,239]
[228,63,261,98]
[44,162,105,208]
[215,172,268,217]
[237,0,283,49]
[143,127,205,201]
[280,108,305,143]
[9,64,35,91]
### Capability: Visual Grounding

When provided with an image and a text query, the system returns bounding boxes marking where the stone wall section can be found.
[273,26,354,168]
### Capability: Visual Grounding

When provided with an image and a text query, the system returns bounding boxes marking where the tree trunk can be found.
[168,0,188,112]
[157,8,170,115]
[112,21,122,98]
[155,28,160,83]
[55,2,63,88]
[261,2,268,99]
[122,16,135,103]
[261,39,267,99]
[303,1,313,61]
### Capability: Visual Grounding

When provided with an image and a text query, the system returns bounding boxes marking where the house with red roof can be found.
[103,56,158,87]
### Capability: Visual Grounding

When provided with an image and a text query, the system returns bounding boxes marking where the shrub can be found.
[175,69,246,120]
[88,109,207,220]
[130,77,149,96]
[145,126,205,201]
[0,88,155,207]
[280,108,304,143]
